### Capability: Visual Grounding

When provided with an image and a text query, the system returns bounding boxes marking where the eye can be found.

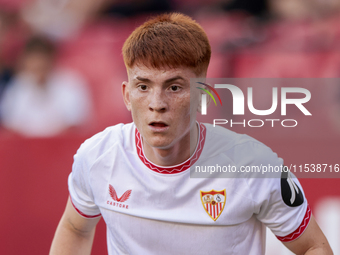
[138,85,148,91]
[169,85,180,92]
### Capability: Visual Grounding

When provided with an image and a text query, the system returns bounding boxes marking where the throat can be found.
[141,123,199,167]
[145,146,190,166]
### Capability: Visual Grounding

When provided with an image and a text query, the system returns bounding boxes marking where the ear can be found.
[122,81,131,111]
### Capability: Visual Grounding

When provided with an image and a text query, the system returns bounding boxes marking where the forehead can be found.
[127,64,198,83]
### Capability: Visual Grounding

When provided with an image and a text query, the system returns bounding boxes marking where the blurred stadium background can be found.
[0,0,340,254]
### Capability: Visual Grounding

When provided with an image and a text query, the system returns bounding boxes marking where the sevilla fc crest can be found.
[200,189,226,221]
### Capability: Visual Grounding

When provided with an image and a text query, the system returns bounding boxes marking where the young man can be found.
[50,13,332,255]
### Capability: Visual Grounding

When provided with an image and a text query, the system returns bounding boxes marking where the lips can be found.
[149,122,168,127]
[148,121,169,132]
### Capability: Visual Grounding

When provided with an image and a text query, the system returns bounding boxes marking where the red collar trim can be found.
[135,123,206,175]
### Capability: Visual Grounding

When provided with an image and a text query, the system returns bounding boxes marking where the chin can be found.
[146,137,173,149]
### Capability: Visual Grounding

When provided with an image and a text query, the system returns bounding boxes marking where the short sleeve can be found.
[253,172,311,243]
[68,146,101,218]
[239,141,311,243]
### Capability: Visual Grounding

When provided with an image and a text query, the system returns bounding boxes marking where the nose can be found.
[148,90,168,112]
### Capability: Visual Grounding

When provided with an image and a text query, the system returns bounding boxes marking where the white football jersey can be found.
[69,122,310,255]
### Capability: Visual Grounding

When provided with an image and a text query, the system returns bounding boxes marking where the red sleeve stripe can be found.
[276,204,311,242]
[70,197,101,218]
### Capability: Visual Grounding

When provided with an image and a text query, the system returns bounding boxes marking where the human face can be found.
[122,65,201,151]
[21,52,54,85]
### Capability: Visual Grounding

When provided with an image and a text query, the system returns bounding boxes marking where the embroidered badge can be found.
[200,189,226,221]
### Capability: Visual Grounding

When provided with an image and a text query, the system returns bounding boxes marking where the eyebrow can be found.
[135,75,185,84]
[136,76,151,82]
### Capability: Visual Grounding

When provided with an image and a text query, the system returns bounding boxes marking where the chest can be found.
[88,149,257,226]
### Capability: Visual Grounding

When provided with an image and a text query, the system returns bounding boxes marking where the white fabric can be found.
[69,123,308,255]
[0,69,91,137]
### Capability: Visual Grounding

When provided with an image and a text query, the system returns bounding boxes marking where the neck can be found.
[142,122,199,166]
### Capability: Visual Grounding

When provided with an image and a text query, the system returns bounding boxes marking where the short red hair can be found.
[122,13,211,76]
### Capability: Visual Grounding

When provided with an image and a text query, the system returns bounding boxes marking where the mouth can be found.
[149,121,169,128]
[148,121,170,132]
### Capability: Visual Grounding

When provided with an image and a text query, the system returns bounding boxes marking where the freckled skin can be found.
[122,65,203,166]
